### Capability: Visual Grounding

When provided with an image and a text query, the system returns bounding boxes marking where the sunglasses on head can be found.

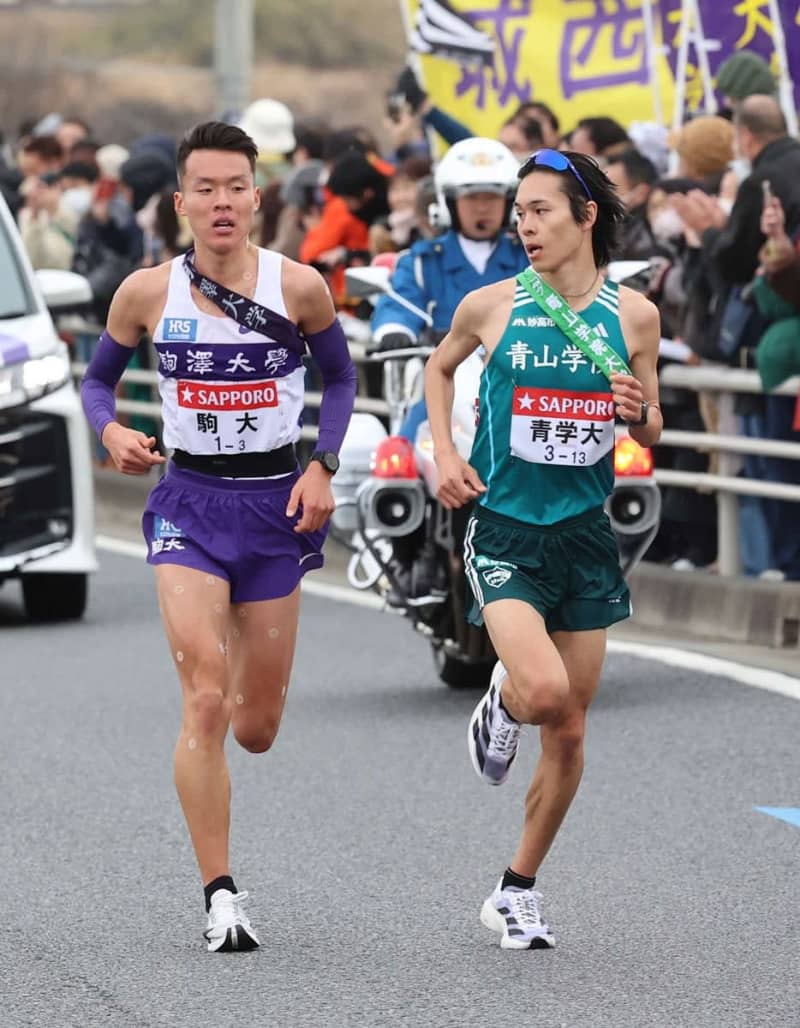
[524,149,593,200]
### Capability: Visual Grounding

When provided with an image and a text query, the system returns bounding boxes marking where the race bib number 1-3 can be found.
[176,378,282,454]
[510,386,615,467]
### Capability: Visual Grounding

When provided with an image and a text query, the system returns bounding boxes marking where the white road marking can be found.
[96,534,146,559]
[96,536,799,696]
[606,640,800,700]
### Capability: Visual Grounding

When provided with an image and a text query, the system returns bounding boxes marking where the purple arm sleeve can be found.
[304,318,358,454]
[80,330,136,442]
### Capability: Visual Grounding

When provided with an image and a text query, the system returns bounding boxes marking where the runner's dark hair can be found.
[518,151,626,267]
[176,121,258,179]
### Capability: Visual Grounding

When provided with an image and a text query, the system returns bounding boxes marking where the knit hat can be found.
[672,116,735,178]
[716,50,776,100]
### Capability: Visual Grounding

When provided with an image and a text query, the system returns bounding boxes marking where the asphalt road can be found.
[2,551,799,1028]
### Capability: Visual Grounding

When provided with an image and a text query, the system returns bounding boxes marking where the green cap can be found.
[716,50,776,100]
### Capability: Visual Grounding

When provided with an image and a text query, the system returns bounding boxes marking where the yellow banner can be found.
[404,0,676,141]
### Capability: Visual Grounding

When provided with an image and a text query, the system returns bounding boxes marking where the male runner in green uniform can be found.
[424,149,662,950]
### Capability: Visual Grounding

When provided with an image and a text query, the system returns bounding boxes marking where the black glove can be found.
[396,66,428,114]
[368,331,415,355]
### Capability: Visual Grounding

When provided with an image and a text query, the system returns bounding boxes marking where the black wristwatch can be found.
[627,400,649,427]
[309,450,340,475]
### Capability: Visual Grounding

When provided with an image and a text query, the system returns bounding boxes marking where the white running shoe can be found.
[480,879,555,950]
[468,662,521,786]
[204,890,260,953]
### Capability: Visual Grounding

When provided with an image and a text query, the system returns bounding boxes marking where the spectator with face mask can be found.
[58,160,98,220]
[71,150,173,321]
[17,169,78,270]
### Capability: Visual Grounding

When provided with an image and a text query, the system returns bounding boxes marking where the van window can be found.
[0,218,35,319]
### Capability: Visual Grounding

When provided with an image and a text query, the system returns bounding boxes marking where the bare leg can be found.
[509,629,607,877]
[482,599,606,877]
[228,585,301,754]
[156,565,232,885]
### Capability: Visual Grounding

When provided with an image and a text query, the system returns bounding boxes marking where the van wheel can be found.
[432,643,494,690]
[22,573,88,621]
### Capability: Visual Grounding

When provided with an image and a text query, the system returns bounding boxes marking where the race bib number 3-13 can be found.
[510,387,615,467]
[176,378,283,454]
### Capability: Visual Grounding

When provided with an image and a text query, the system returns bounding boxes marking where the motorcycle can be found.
[331,264,661,689]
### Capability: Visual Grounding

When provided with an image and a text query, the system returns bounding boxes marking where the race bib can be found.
[510,386,615,467]
[176,378,283,454]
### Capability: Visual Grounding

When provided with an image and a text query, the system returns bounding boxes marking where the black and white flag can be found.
[409,0,495,66]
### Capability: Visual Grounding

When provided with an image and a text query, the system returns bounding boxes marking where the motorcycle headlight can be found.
[0,341,71,410]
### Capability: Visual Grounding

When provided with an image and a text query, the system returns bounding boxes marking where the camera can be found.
[386,92,407,124]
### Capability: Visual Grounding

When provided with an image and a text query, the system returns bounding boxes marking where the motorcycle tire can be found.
[431,643,495,690]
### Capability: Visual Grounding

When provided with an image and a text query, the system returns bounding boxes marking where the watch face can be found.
[315,451,339,472]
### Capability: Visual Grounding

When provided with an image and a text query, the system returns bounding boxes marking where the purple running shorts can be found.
[142,464,327,603]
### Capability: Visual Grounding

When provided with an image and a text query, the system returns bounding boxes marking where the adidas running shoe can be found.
[480,880,555,950]
[204,889,260,953]
[468,662,521,786]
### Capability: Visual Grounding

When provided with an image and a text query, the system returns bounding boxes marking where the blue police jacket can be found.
[371,231,528,341]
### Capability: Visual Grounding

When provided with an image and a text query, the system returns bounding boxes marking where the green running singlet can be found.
[470,277,630,526]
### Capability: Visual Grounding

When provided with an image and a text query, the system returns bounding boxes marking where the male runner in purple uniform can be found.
[81,122,356,951]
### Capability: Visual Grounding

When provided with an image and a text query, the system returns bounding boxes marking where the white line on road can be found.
[606,640,800,701]
[96,536,799,698]
[96,534,146,559]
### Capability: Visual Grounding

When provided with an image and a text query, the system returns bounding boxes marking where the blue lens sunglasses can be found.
[524,149,593,200]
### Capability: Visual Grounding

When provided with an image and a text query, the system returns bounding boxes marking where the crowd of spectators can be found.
[0,47,798,579]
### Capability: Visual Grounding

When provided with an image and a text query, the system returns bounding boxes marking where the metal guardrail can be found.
[658,363,800,577]
[70,351,800,579]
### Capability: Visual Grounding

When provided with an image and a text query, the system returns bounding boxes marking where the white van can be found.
[0,195,96,619]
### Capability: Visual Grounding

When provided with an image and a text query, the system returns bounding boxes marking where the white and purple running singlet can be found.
[152,249,305,458]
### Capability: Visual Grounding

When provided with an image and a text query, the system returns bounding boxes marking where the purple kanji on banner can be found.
[455,0,534,110]
[659,0,800,113]
[560,0,650,100]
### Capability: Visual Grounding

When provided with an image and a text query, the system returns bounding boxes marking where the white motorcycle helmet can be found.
[430,137,520,232]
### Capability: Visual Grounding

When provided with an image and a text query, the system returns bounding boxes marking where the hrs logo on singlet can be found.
[163,318,198,342]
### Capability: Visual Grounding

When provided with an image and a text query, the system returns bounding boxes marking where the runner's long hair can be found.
[518,151,626,267]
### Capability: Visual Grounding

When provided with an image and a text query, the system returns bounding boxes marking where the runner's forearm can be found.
[424,357,457,457]
[80,330,136,442]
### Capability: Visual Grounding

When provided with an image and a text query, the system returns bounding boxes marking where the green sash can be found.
[516,267,632,380]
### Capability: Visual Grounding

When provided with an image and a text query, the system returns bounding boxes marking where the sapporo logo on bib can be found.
[510,386,615,467]
[177,379,281,454]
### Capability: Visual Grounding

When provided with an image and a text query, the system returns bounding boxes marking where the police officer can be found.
[371,137,528,442]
